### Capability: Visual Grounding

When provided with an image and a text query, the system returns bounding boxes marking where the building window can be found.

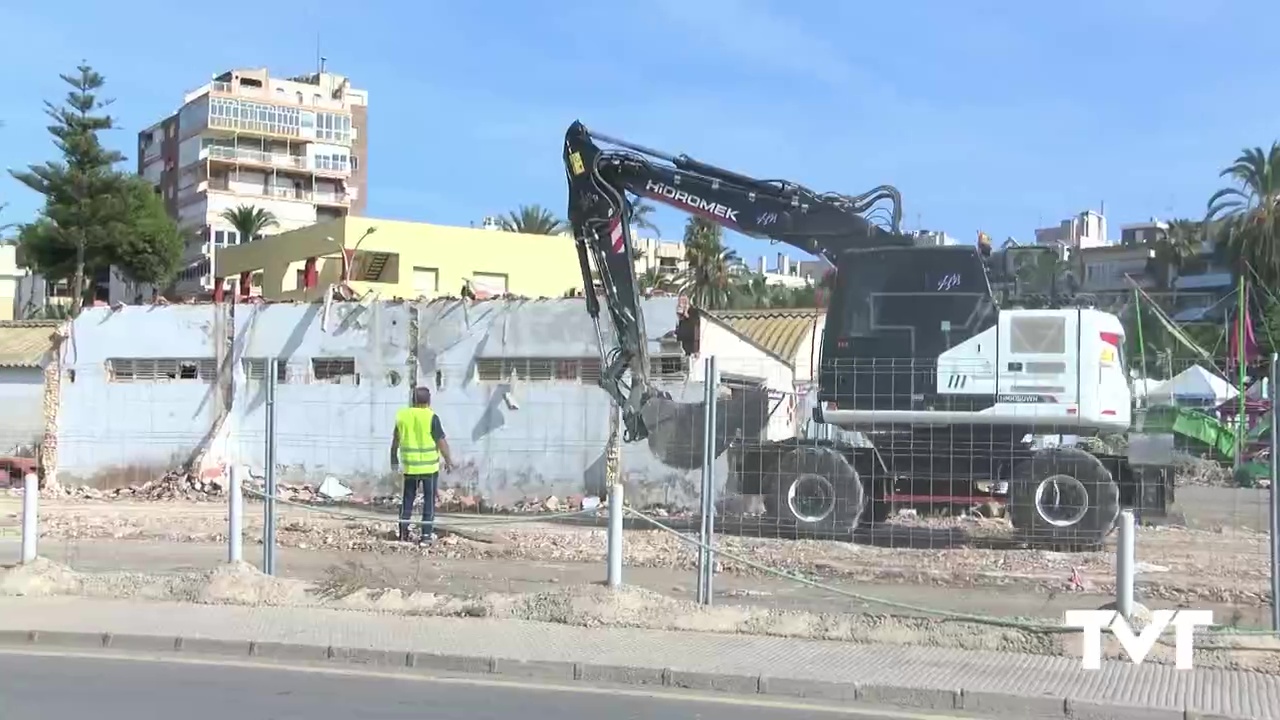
[312,357,359,385]
[242,358,288,383]
[471,271,509,297]
[412,267,439,297]
[651,355,688,378]
[107,358,216,383]
[213,230,239,247]
[480,356,687,381]
[295,268,306,289]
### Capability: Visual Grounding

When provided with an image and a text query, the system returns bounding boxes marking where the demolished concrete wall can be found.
[229,300,410,494]
[52,298,784,509]
[410,297,725,507]
[57,306,223,485]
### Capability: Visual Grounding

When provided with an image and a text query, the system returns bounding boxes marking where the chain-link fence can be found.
[655,351,1277,642]
[5,299,1276,672]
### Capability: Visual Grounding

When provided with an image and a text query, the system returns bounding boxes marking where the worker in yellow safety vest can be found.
[390,387,455,543]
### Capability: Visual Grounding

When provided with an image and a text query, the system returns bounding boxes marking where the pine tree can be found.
[10,63,181,314]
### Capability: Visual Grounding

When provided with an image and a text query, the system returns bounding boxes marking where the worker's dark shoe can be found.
[417,532,438,546]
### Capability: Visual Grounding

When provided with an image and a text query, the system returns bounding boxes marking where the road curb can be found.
[0,629,1247,720]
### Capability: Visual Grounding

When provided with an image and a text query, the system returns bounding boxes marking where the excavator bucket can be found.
[640,386,772,469]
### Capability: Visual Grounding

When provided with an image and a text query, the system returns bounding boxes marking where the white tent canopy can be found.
[1146,365,1239,405]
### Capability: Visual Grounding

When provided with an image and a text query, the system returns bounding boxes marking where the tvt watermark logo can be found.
[1064,610,1214,670]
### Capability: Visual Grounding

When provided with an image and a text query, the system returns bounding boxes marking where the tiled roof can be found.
[0,321,60,368]
[706,309,823,367]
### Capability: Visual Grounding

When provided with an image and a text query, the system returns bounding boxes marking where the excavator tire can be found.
[764,446,864,539]
[1009,447,1120,547]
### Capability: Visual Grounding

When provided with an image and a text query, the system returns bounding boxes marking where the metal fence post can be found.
[696,355,719,605]
[1115,509,1136,619]
[1269,352,1279,633]
[20,472,38,564]
[606,405,624,588]
[263,357,278,576]
[228,465,243,564]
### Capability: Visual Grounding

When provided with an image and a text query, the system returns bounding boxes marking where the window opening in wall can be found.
[107,358,216,382]
[475,356,622,385]
[651,354,688,378]
[555,360,579,380]
[242,358,288,383]
[312,357,359,385]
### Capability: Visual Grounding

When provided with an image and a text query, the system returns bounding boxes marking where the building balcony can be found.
[199,182,354,207]
[313,188,354,206]
[209,81,351,112]
[203,146,351,176]
[206,112,354,146]
[209,113,302,140]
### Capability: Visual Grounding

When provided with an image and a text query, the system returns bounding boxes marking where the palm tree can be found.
[1206,144,1280,284]
[628,197,660,237]
[638,268,677,295]
[219,205,279,245]
[678,217,743,309]
[500,204,566,235]
[730,273,773,309]
[1010,249,1076,297]
[1149,218,1202,290]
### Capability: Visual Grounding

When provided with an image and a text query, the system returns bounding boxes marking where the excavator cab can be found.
[818,245,998,412]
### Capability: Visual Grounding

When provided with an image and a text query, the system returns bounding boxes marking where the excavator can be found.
[562,120,1175,545]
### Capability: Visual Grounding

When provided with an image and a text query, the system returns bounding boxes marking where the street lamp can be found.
[339,226,379,288]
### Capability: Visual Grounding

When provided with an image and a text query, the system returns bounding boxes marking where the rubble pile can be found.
[58,469,226,502]
[1171,453,1234,487]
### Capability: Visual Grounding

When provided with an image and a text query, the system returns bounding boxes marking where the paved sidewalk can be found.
[0,597,1273,720]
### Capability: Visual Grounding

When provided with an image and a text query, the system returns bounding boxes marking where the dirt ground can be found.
[2,557,1277,674]
[0,491,1271,625]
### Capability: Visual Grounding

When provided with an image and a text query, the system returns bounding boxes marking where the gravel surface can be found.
[3,496,1271,610]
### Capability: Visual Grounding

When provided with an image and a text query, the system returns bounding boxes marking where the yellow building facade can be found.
[214,216,586,301]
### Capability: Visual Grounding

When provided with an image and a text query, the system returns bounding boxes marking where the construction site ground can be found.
[0,484,1272,631]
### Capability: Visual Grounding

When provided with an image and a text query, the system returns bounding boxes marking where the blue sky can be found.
[1,0,1277,266]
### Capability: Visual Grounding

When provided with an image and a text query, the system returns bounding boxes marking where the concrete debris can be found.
[43,470,227,502]
[317,477,352,500]
[1172,453,1234,487]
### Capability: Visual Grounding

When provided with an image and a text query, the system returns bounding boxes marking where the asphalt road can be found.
[0,651,955,720]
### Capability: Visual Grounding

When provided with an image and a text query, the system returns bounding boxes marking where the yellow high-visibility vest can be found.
[395,406,440,474]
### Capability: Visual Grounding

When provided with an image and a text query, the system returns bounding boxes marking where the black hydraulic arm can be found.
[563,119,909,442]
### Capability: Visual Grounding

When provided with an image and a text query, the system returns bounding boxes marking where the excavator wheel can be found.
[1008,447,1120,548]
[764,446,864,539]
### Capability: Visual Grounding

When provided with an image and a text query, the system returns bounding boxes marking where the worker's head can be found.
[413,387,432,407]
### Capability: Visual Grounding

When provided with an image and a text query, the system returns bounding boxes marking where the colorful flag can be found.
[1228,291,1259,370]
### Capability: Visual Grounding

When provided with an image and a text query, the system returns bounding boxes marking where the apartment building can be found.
[138,66,368,296]
[1035,210,1108,251]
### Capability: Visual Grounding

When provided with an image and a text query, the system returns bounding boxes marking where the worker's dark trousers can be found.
[399,472,439,541]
